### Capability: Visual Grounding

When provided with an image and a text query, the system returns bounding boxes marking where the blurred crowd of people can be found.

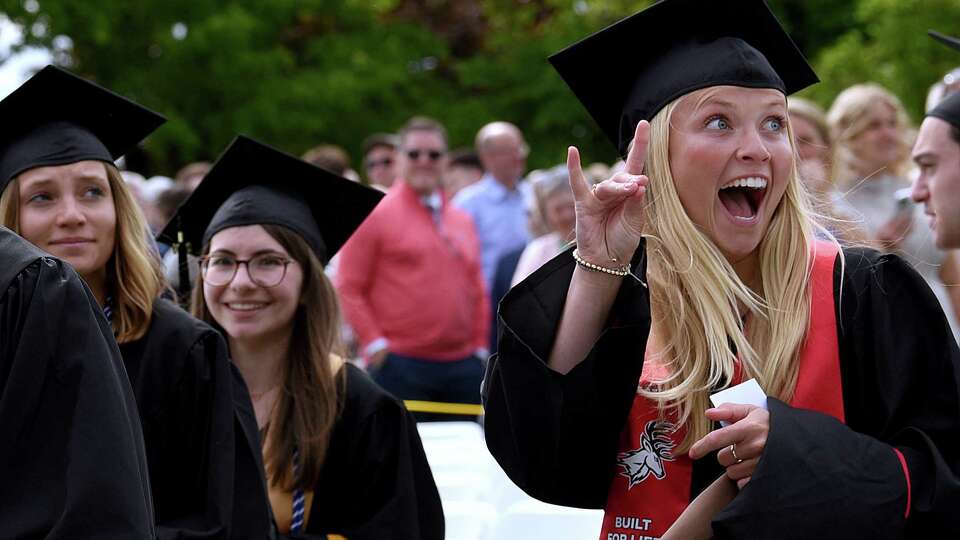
[4,1,960,536]
[108,68,960,414]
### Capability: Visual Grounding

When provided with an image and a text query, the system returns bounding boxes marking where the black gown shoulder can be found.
[302,363,445,540]
[120,298,224,406]
[0,227,154,538]
[483,244,650,509]
[119,297,271,540]
[484,243,960,538]
[715,247,960,538]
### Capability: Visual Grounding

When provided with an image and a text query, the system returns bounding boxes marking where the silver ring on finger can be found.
[730,443,743,464]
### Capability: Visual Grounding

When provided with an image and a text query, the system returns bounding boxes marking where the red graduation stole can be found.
[599,242,844,540]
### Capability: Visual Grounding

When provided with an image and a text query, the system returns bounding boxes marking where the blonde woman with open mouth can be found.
[483,0,960,538]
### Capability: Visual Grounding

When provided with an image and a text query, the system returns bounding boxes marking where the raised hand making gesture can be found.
[569,120,650,268]
[547,120,651,374]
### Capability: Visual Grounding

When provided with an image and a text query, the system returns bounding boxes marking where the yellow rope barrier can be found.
[403,400,485,416]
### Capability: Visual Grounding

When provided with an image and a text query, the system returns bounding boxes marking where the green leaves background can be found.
[3,0,959,175]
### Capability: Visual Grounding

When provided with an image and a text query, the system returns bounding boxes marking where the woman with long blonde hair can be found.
[0,220,154,538]
[830,83,960,336]
[169,136,443,539]
[828,84,914,188]
[827,84,917,251]
[0,66,271,538]
[483,0,960,537]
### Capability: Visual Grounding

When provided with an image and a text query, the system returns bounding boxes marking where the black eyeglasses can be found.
[406,149,445,161]
[200,253,293,287]
[366,157,394,169]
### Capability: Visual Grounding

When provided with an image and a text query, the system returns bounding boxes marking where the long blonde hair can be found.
[191,224,345,491]
[638,93,835,451]
[0,163,164,343]
[826,83,913,185]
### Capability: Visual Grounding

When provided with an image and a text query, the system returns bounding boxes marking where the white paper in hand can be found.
[709,379,767,427]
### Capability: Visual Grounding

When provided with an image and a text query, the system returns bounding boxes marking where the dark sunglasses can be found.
[366,157,394,169]
[406,149,445,161]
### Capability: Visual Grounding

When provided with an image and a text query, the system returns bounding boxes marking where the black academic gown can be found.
[283,364,444,540]
[0,226,155,539]
[483,244,960,539]
[118,298,272,540]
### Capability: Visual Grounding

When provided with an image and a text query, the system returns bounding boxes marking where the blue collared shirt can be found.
[452,172,531,288]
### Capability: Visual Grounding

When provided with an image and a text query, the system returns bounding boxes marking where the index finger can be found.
[705,403,758,424]
[566,146,591,200]
[624,120,650,175]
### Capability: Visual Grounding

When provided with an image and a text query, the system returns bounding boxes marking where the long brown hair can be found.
[190,224,345,490]
[0,162,165,342]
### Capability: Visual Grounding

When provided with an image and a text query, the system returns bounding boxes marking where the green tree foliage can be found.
[1,0,956,174]
[3,0,460,173]
[806,0,960,124]
[765,0,860,60]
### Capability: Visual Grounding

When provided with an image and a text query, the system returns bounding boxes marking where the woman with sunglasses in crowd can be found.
[0,66,271,539]
[483,0,960,537]
[166,135,444,539]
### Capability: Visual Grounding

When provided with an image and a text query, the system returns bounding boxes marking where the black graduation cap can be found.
[930,30,960,52]
[0,65,165,191]
[549,0,819,156]
[927,30,960,131]
[159,135,384,266]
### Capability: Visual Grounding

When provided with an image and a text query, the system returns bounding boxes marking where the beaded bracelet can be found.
[572,248,631,277]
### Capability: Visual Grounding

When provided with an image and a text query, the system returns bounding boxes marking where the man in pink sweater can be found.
[336,117,490,410]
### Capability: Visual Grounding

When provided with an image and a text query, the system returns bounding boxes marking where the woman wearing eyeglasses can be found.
[0,66,271,538]
[169,136,444,539]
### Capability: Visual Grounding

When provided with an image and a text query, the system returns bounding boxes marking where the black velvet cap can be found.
[0,65,165,190]
[930,30,960,52]
[550,0,819,156]
[159,136,383,264]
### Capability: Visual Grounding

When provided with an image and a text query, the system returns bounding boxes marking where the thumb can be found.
[624,120,650,175]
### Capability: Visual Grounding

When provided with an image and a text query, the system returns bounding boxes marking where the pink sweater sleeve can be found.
[335,217,384,352]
